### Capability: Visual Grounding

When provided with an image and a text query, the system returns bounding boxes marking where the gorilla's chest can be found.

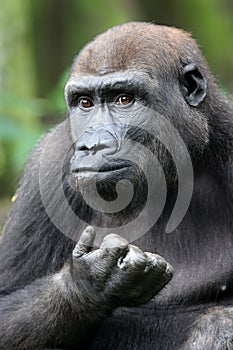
[83,304,198,350]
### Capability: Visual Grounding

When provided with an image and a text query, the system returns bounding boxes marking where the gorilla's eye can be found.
[78,96,94,109]
[115,94,134,107]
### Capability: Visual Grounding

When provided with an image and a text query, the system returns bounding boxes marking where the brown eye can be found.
[115,94,134,106]
[78,96,94,109]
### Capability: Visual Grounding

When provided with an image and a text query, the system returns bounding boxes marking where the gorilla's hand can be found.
[71,226,173,306]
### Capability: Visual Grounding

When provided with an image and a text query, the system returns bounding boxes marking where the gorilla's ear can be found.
[180,64,207,107]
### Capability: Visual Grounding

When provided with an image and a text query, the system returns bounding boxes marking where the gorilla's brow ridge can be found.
[66,73,151,98]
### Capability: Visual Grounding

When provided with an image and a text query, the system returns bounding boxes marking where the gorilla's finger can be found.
[73,226,96,258]
[101,233,129,250]
[118,245,147,271]
[144,252,174,277]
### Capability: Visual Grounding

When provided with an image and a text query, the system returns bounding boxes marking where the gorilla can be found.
[0,22,232,350]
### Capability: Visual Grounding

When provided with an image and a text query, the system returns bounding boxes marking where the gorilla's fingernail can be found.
[80,226,96,244]
[85,226,95,234]
[165,263,174,277]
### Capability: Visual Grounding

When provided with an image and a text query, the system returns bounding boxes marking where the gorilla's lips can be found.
[71,160,132,182]
[69,160,134,203]
[67,158,148,222]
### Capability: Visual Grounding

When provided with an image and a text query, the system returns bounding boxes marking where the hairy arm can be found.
[0,264,110,348]
[0,227,173,349]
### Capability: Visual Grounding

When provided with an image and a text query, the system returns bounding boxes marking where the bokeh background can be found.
[0,0,233,229]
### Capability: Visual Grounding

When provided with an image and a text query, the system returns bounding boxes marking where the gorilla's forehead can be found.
[71,22,202,77]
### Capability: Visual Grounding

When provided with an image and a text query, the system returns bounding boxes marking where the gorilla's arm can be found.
[181,307,233,350]
[0,227,172,349]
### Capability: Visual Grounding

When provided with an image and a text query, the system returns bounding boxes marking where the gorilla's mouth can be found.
[71,160,132,179]
[65,157,148,224]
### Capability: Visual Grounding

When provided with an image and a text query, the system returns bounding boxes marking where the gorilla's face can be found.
[63,24,209,232]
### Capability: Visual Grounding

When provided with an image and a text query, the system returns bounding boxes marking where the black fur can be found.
[0,22,232,349]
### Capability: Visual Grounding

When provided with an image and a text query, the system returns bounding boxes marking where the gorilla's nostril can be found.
[90,143,110,154]
[78,145,89,152]
[77,143,111,154]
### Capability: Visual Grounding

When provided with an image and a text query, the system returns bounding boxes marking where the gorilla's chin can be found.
[65,164,148,229]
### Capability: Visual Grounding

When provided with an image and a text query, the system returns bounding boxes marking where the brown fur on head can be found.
[70,22,213,83]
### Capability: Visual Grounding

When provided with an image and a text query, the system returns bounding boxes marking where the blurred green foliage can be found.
[0,0,232,200]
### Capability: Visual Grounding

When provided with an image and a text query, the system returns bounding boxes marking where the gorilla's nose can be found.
[75,128,118,156]
[71,127,119,172]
